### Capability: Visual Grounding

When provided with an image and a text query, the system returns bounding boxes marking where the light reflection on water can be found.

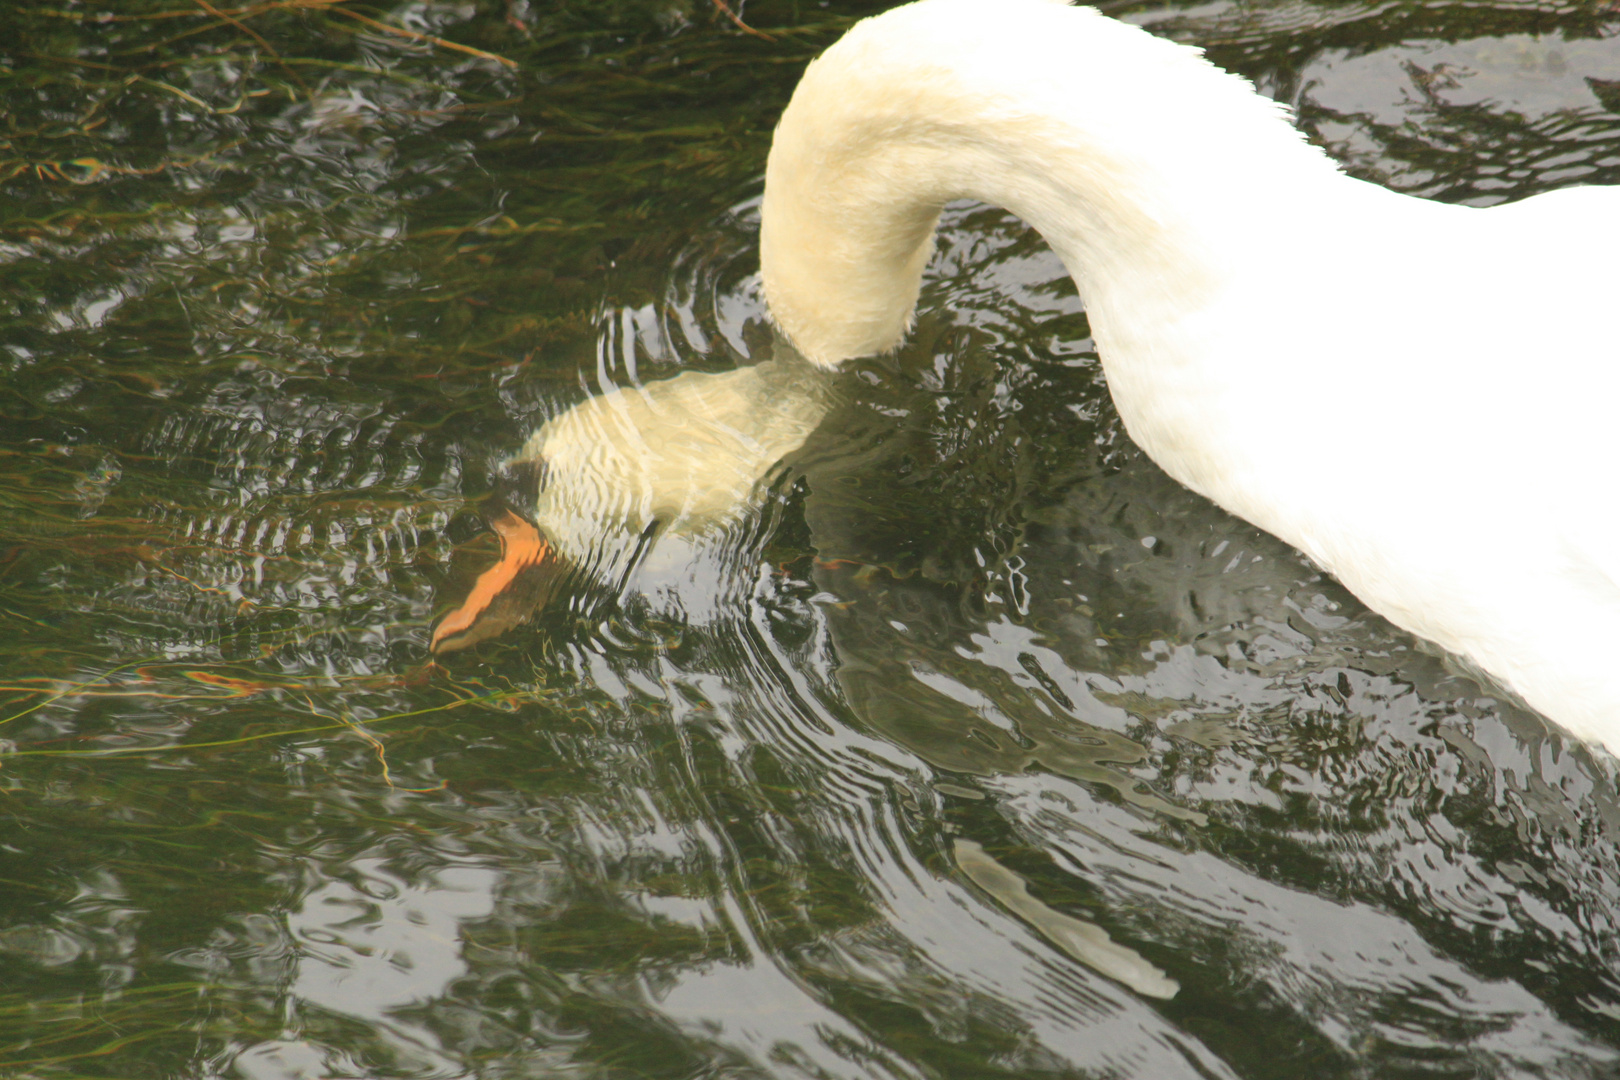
[3,2,1620,1077]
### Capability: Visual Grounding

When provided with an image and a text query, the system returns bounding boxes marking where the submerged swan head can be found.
[430,353,833,652]
[435,0,1620,752]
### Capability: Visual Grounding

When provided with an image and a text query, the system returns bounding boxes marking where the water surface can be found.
[3,1,1620,1077]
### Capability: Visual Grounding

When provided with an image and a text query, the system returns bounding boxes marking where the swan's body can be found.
[760,0,1620,744]
[439,0,1620,749]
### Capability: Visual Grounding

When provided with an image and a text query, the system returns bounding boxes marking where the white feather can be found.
[756,0,1620,742]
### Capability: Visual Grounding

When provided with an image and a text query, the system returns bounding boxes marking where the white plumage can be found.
[760,0,1620,744]
[443,0,1620,749]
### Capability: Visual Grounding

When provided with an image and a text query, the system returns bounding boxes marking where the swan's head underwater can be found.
[431,0,1620,753]
[430,354,835,653]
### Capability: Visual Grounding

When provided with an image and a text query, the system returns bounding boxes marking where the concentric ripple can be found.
[2,2,1619,1078]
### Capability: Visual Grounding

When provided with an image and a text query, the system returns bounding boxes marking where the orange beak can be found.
[430,510,559,654]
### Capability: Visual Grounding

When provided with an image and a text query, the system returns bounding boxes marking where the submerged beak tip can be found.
[430,510,557,654]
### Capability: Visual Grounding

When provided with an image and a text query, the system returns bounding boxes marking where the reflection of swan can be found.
[439,0,1619,747]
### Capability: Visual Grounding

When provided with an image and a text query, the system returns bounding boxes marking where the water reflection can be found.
[241,861,501,1079]
[4,1,1620,1077]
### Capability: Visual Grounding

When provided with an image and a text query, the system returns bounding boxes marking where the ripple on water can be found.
[4,7,1620,1074]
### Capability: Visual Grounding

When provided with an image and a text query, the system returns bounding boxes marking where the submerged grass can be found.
[0,1,903,797]
[1,1,1618,1077]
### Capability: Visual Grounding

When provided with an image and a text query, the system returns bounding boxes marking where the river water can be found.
[3,1,1619,1077]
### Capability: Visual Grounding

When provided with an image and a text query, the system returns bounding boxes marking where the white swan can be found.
[439,0,1620,749]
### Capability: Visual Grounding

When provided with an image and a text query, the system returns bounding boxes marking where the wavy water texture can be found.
[1,1,1619,1079]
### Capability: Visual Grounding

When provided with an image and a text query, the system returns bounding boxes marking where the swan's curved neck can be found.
[759,0,1345,368]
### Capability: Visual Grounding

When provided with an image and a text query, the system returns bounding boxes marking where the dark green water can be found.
[3,2,1620,1077]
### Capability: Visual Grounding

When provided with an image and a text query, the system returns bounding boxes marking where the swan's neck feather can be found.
[760,0,1342,368]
